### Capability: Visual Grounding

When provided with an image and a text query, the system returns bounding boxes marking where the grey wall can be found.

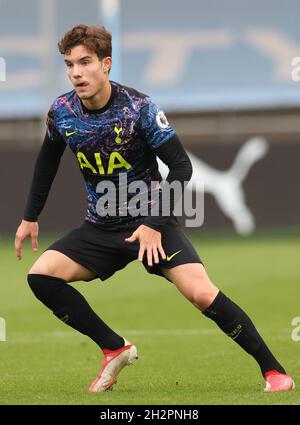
[2,137,299,234]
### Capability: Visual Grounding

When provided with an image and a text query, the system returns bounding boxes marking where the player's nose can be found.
[72,65,82,79]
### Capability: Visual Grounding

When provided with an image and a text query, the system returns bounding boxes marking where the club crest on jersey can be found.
[156,111,169,129]
[114,125,123,143]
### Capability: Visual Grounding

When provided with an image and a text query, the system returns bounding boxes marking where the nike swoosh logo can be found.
[166,250,182,262]
[65,130,77,137]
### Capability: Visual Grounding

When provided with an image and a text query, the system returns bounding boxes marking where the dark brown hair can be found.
[58,24,112,59]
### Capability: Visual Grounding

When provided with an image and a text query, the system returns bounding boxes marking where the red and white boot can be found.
[264,370,295,392]
[88,339,138,393]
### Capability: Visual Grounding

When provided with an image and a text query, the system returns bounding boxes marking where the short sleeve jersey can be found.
[47,81,175,227]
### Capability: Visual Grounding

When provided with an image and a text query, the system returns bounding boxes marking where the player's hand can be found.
[15,220,39,260]
[125,224,166,266]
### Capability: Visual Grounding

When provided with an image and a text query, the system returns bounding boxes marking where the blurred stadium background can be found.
[0,0,300,406]
[1,0,300,235]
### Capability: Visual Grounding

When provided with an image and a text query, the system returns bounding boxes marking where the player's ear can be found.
[102,57,112,73]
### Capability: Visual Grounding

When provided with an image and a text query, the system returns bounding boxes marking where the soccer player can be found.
[15,25,294,393]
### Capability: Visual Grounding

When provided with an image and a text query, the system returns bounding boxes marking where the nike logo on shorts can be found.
[166,250,182,262]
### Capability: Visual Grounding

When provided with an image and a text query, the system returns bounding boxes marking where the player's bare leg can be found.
[161,263,218,310]
[29,250,97,282]
[162,263,295,393]
[27,250,136,392]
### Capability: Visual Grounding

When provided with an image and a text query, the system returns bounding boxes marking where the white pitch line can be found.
[7,328,219,343]
[120,328,219,336]
[7,327,292,343]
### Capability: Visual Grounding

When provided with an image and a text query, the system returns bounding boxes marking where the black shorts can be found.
[46,218,202,282]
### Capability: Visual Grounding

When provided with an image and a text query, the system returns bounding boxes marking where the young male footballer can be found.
[15,25,294,393]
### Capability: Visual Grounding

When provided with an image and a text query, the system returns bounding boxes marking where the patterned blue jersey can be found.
[47,81,175,228]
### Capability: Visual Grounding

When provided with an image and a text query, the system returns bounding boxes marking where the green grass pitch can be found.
[0,230,299,405]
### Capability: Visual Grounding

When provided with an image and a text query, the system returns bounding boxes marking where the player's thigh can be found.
[28,250,96,282]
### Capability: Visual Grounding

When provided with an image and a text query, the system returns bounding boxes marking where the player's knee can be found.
[27,273,40,290]
[27,273,66,312]
[188,274,219,311]
[27,273,53,293]
[27,273,45,301]
[191,289,219,311]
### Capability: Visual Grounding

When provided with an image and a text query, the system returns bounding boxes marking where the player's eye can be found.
[65,62,73,68]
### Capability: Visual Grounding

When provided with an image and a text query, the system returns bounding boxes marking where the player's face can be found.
[64,45,112,101]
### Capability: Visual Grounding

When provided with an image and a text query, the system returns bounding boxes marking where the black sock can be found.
[202,291,286,376]
[27,274,124,351]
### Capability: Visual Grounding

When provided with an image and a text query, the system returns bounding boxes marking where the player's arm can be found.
[125,100,192,266]
[15,132,66,260]
[125,134,192,266]
[144,134,192,230]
